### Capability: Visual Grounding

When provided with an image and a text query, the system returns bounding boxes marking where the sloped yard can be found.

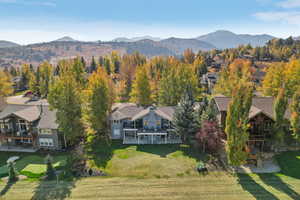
[87,141,206,178]
[0,150,299,199]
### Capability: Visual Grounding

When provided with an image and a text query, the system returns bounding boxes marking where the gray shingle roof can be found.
[111,103,175,121]
[0,96,58,129]
[214,96,291,120]
[0,104,40,122]
[37,106,58,129]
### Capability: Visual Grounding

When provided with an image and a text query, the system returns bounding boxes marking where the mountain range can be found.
[0,30,282,68]
[196,30,274,49]
[0,40,20,48]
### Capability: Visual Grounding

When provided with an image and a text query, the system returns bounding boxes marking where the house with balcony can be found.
[110,103,181,144]
[213,96,292,152]
[0,95,65,152]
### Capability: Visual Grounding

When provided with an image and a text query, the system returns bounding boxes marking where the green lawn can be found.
[0,174,300,200]
[0,152,68,178]
[0,147,299,199]
[87,141,206,178]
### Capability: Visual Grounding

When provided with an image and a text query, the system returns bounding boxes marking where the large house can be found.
[0,95,65,152]
[213,96,291,152]
[110,103,181,144]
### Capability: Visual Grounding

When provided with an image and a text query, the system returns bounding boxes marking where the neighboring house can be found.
[0,95,65,151]
[213,96,291,152]
[201,72,218,93]
[110,103,181,144]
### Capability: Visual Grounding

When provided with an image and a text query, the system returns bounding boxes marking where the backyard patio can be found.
[122,129,182,144]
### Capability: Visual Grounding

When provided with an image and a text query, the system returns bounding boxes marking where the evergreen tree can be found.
[45,155,55,180]
[225,82,253,166]
[173,87,198,142]
[81,56,86,70]
[273,88,288,144]
[290,89,300,142]
[9,67,17,77]
[110,51,121,73]
[72,57,86,86]
[29,71,39,94]
[130,65,152,106]
[39,62,53,97]
[8,161,17,183]
[20,64,31,89]
[201,99,217,122]
[90,56,97,73]
[104,57,111,75]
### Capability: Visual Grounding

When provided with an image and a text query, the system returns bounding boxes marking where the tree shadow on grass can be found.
[137,143,205,161]
[257,173,300,200]
[0,180,17,196]
[275,151,300,179]
[136,144,183,157]
[237,174,279,200]
[31,178,76,200]
[86,140,125,169]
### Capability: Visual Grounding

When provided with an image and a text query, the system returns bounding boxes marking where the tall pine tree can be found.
[173,87,198,143]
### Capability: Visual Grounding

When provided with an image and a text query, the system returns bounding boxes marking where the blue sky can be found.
[0,0,300,44]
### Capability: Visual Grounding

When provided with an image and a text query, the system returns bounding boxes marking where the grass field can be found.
[0,145,299,199]
[0,174,300,200]
[0,152,67,178]
[87,141,206,178]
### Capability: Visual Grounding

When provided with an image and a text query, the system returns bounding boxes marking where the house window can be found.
[40,129,52,135]
[18,120,28,131]
[39,138,54,147]
[22,139,32,144]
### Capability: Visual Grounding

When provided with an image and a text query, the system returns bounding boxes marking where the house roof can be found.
[6,95,49,106]
[37,106,58,129]
[0,97,6,112]
[0,96,58,129]
[111,103,175,121]
[0,104,41,122]
[214,96,291,120]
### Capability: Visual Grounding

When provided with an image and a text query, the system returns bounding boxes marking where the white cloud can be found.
[254,11,300,25]
[0,0,56,7]
[277,0,300,8]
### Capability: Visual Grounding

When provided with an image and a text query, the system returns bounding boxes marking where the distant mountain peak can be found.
[197,30,275,49]
[0,40,20,48]
[54,36,77,42]
[112,36,161,42]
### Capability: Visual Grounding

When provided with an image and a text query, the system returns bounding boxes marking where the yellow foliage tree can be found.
[214,59,254,96]
[130,65,152,106]
[0,71,13,97]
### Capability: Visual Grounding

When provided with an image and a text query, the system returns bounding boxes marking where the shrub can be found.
[196,120,225,153]
[8,161,17,183]
[45,154,55,180]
